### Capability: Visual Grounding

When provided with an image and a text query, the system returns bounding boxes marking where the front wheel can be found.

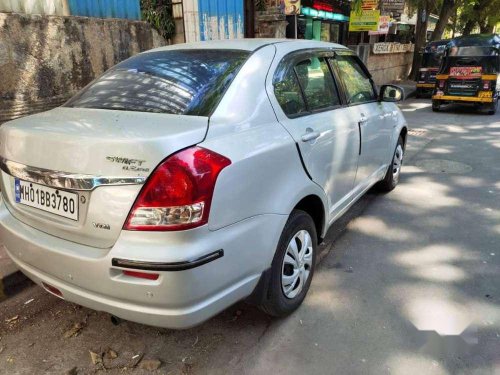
[432,100,440,112]
[259,210,317,317]
[375,136,404,193]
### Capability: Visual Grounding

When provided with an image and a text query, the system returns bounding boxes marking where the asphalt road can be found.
[0,99,499,375]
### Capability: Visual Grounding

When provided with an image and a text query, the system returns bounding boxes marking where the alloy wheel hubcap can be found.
[281,230,313,299]
[392,144,404,182]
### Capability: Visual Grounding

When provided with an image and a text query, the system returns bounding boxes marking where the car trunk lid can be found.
[0,107,208,248]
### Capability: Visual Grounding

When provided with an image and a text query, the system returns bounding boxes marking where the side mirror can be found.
[380,85,405,102]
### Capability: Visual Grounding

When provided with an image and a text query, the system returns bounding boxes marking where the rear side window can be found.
[333,55,376,104]
[294,57,340,111]
[273,68,308,117]
[65,50,250,116]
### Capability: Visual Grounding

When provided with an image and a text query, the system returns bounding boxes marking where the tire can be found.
[432,100,440,112]
[259,210,317,317]
[488,98,498,115]
[415,89,421,99]
[376,136,404,193]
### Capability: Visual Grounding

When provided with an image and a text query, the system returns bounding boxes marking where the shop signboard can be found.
[373,42,414,54]
[381,0,405,12]
[301,7,349,21]
[368,15,390,35]
[349,9,380,31]
[284,0,301,15]
[361,0,378,10]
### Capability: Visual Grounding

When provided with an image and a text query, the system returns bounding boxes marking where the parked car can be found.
[0,39,407,329]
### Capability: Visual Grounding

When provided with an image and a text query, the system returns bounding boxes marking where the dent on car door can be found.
[272,51,359,212]
[332,54,391,187]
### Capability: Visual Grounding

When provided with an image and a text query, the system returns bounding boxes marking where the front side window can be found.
[65,49,250,116]
[333,55,376,104]
[294,57,340,111]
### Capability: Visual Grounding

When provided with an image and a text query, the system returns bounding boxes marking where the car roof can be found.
[149,38,348,53]
[448,34,500,48]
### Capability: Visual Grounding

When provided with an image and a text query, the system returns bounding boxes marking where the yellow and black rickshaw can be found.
[416,39,448,98]
[432,34,500,114]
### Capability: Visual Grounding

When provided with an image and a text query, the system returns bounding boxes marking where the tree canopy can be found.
[456,0,500,35]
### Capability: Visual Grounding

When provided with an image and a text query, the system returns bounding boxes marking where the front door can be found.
[269,50,360,214]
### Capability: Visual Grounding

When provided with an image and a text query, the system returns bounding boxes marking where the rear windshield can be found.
[449,46,498,56]
[65,49,250,116]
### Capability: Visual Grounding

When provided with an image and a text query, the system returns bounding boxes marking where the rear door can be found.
[331,53,392,188]
[268,49,359,215]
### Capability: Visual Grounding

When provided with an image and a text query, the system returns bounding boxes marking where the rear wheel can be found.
[432,100,440,112]
[259,210,317,317]
[487,97,498,115]
[376,136,404,193]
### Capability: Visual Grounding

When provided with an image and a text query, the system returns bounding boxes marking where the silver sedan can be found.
[0,39,407,328]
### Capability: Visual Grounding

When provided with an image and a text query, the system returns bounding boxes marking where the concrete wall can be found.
[0,12,166,124]
[367,52,413,85]
[255,6,287,38]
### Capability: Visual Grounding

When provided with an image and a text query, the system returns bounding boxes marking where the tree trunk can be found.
[451,6,457,37]
[462,19,475,36]
[409,2,430,81]
[431,0,455,41]
[480,22,494,34]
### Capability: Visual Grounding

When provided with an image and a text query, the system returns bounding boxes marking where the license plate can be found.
[14,179,79,221]
[450,84,473,89]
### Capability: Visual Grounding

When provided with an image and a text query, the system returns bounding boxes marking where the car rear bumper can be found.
[0,199,287,328]
[432,94,494,103]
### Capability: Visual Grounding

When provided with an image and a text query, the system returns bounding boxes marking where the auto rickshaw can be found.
[432,34,500,114]
[416,39,449,98]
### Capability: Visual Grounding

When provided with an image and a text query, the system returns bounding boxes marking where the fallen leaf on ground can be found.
[5,316,19,323]
[89,351,102,366]
[138,359,162,371]
[106,349,118,359]
[64,322,85,338]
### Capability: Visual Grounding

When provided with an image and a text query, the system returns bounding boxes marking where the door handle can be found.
[301,130,321,142]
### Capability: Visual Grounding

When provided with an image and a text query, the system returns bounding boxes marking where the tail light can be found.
[438,80,445,89]
[124,147,231,231]
[482,80,491,90]
[123,270,159,280]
